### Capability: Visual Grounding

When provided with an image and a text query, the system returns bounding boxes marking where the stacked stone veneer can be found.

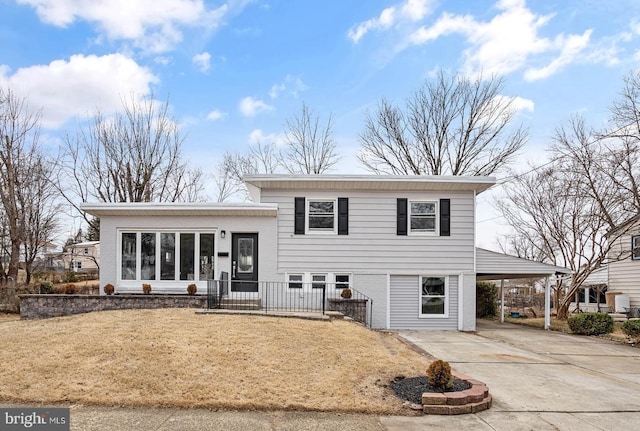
[19,294,206,320]
[327,298,367,323]
[422,374,492,415]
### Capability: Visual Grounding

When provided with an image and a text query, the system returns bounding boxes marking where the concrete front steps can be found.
[610,313,628,323]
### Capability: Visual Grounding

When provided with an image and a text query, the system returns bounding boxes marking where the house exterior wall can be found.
[608,224,640,307]
[259,188,476,330]
[389,275,459,330]
[99,214,278,294]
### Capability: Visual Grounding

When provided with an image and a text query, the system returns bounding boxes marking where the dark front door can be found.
[231,233,258,292]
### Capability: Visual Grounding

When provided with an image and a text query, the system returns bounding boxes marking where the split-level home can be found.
[82,174,568,330]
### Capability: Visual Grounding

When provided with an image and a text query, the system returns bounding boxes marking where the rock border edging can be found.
[421,373,492,415]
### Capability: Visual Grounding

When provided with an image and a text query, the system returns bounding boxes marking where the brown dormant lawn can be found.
[0,309,428,414]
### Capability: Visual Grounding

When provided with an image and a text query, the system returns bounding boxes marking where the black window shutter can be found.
[294,197,305,235]
[440,198,451,237]
[397,198,407,236]
[338,198,349,235]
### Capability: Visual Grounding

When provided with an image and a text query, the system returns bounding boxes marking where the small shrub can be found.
[187,283,197,295]
[426,359,453,391]
[476,281,498,318]
[39,281,54,294]
[103,283,115,295]
[142,283,152,294]
[64,283,76,294]
[567,312,613,335]
[63,271,78,283]
[340,288,352,299]
[622,320,640,338]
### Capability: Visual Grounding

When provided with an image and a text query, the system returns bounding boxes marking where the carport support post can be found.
[500,279,505,324]
[544,276,550,330]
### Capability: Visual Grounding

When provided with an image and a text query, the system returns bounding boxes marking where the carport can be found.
[476,248,572,329]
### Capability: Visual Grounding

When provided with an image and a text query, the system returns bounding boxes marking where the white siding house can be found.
[84,174,497,330]
[607,214,640,308]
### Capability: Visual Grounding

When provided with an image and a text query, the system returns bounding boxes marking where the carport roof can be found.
[476,248,571,280]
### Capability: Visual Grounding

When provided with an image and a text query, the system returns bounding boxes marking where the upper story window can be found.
[633,235,640,260]
[307,199,336,233]
[83,248,89,255]
[410,201,437,234]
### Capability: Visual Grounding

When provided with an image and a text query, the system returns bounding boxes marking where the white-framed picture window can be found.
[118,230,215,282]
[419,276,448,317]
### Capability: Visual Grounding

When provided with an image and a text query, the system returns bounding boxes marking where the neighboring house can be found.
[607,214,640,308]
[83,175,567,330]
[63,241,100,273]
[569,266,608,312]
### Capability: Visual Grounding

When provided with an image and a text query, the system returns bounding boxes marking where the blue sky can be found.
[2,0,640,248]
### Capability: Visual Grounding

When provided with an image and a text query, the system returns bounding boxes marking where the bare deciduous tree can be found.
[498,113,639,319]
[358,70,527,176]
[0,88,59,284]
[215,142,281,202]
[20,153,60,284]
[59,95,205,217]
[282,103,339,174]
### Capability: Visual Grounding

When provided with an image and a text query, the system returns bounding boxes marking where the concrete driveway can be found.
[390,319,640,430]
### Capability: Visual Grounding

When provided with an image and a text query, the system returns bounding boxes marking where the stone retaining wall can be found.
[19,294,207,319]
[327,298,368,324]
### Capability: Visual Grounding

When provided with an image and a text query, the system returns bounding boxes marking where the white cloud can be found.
[524,30,592,81]
[269,75,307,99]
[354,0,620,80]
[206,109,226,121]
[494,95,535,113]
[247,128,284,145]
[192,52,212,73]
[238,96,274,117]
[154,56,172,66]
[17,0,236,53]
[0,53,158,129]
[348,0,433,43]
[406,0,602,80]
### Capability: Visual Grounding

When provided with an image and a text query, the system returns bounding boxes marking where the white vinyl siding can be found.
[261,189,475,274]
[100,215,278,295]
[390,275,459,330]
[608,227,640,307]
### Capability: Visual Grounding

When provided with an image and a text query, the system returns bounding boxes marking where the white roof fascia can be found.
[243,174,496,194]
[81,202,278,217]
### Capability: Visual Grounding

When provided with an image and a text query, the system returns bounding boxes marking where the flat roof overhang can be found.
[244,174,496,194]
[476,248,571,281]
[81,202,278,217]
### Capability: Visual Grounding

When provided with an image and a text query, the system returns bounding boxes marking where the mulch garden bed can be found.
[390,376,472,404]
